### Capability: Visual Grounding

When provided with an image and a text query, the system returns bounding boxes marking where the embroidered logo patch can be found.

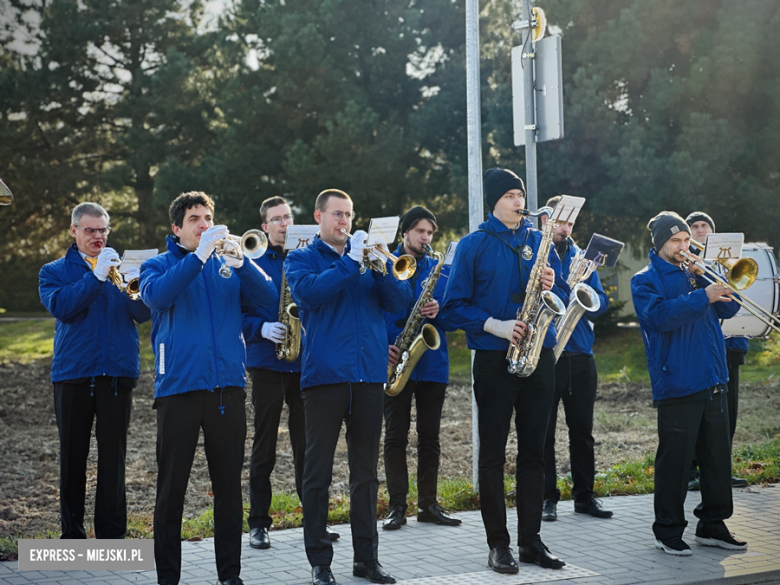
[670,226,679,234]
[522,245,533,260]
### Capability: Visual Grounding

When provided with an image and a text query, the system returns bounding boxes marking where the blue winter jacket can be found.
[440,214,570,351]
[242,246,302,373]
[384,244,452,384]
[725,336,750,353]
[558,239,610,355]
[139,236,276,398]
[285,236,413,390]
[39,244,152,383]
[631,249,740,401]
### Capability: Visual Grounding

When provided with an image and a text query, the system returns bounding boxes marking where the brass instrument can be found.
[339,228,416,280]
[682,240,780,335]
[386,245,444,396]
[507,207,566,377]
[552,244,601,361]
[215,228,268,278]
[276,268,302,362]
[0,179,13,205]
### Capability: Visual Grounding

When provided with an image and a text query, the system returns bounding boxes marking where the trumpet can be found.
[215,228,268,278]
[106,266,142,301]
[339,228,416,280]
[681,241,780,335]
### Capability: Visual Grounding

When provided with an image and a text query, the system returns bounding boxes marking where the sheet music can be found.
[703,233,744,262]
[583,234,624,268]
[120,250,158,274]
[550,195,585,224]
[366,217,400,246]
[284,225,320,250]
[444,242,458,266]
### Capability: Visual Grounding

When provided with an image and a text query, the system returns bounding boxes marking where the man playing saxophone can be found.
[382,206,461,531]
[539,196,612,523]
[242,197,339,549]
[441,168,569,573]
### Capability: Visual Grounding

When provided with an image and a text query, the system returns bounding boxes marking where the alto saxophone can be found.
[506,208,566,377]
[386,245,444,396]
[552,241,601,362]
[275,268,302,362]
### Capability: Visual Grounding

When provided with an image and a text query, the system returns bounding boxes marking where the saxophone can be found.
[386,245,444,396]
[552,241,601,362]
[275,268,302,362]
[506,208,566,377]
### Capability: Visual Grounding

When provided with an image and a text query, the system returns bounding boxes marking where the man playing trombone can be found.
[285,189,412,585]
[631,211,747,556]
[139,192,276,585]
[39,202,151,540]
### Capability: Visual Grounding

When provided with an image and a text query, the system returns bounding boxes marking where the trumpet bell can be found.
[392,255,417,280]
[241,229,268,259]
[0,179,12,205]
[723,257,758,291]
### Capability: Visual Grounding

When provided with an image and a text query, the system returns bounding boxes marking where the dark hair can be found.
[169,192,215,228]
[260,196,288,222]
[545,195,562,209]
[315,189,351,212]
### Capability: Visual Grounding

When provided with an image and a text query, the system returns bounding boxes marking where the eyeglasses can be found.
[267,214,294,225]
[327,210,353,221]
[75,226,111,236]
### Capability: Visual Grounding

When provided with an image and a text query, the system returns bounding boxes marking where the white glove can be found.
[123,267,140,284]
[368,237,390,263]
[94,247,121,282]
[261,322,287,343]
[484,317,518,341]
[223,254,243,269]
[195,225,228,264]
[348,230,369,264]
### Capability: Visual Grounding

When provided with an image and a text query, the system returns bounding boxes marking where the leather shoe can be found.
[731,476,748,488]
[382,505,406,530]
[327,527,340,541]
[417,503,461,526]
[487,546,519,574]
[218,578,244,585]
[353,560,396,584]
[518,539,566,569]
[574,497,613,518]
[542,499,557,521]
[249,527,270,549]
[312,565,337,585]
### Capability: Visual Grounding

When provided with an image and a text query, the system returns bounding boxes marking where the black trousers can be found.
[154,388,247,585]
[301,382,384,567]
[543,353,597,504]
[653,389,733,541]
[53,377,133,539]
[383,380,447,511]
[473,349,556,549]
[247,368,306,530]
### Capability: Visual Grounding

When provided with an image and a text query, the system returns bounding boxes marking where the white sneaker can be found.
[694,532,748,551]
[655,538,693,556]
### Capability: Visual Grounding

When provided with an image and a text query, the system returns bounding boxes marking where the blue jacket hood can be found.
[39,243,151,383]
[631,249,739,401]
[440,213,570,351]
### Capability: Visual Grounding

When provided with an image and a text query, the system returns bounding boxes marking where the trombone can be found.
[681,240,780,335]
[339,228,416,280]
[215,228,268,278]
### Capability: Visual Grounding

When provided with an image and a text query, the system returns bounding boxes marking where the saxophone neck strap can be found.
[477,229,530,305]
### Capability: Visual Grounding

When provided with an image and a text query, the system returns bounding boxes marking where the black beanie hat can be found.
[483,168,525,212]
[647,211,690,249]
[400,206,437,236]
[685,211,716,233]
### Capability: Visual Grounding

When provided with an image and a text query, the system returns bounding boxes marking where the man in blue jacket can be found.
[285,189,412,585]
[382,206,460,531]
[243,196,339,550]
[39,202,151,540]
[631,211,747,557]
[441,168,569,573]
[139,192,276,585]
[539,196,612,522]
[685,211,749,491]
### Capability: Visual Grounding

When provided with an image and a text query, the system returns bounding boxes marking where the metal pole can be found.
[465,0,483,492]
[522,0,538,224]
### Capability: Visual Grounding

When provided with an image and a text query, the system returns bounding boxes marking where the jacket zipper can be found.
[202,263,221,390]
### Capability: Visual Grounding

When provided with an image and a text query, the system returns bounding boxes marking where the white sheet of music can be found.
[550,195,585,224]
[366,217,400,246]
[120,250,158,274]
[284,225,320,250]
[703,233,744,262]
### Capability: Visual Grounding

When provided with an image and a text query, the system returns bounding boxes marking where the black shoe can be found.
[688,478,701,491]
[655,537,693,556]
[695,529,748,550]
[487,546,519,574]
[327,527,340,541]
[542,499,557,522]
[574,497,613,518]
[249,527,270,549]
[218,578,244,585]
[382,506,406,530]
[518,540,566,569]
[731,476,749,488]
[417,503,462,526]
[353,560,396,584]
[312,565,337,585]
